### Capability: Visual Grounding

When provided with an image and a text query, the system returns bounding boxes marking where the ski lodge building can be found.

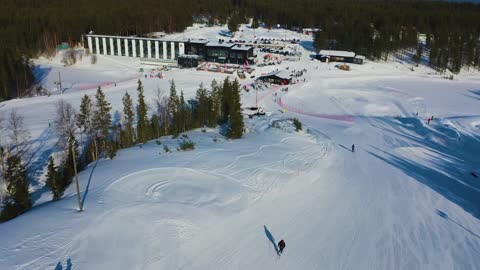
[257,70,292,85]
[315,50,365,64]
[83,33,254,67]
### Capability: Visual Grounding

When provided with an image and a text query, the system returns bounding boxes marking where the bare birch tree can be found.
[54,100,77,150]
[7,109,30,156]
[154,87,169,136]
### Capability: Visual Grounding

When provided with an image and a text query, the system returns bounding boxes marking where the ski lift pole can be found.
[58,72,62,95]
[69,136,82,212]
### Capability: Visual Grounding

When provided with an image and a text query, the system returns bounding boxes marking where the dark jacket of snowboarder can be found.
[278,239,286,253]
[351,144,355,152]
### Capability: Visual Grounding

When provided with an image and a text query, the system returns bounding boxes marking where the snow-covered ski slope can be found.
[1,25,480,270]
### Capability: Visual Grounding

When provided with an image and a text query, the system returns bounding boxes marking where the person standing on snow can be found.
[278,239,286,254]
[352,144,355,152]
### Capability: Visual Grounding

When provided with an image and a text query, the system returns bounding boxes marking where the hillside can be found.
[0,25,479,270]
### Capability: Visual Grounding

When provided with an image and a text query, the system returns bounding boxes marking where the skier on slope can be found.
[278,239,286,254]
[352,144,355,152]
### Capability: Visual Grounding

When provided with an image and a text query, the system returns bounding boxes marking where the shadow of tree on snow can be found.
[367,117,480,220]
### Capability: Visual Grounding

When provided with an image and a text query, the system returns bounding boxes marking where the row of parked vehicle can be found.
[218,39,249,44]
[257,62,279,67]
[259,47,297,56]
[256,38,300,44]
[216,38,301,45]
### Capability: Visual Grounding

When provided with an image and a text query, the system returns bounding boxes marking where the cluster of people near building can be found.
[288,68,307,84]
[290,68,307,78]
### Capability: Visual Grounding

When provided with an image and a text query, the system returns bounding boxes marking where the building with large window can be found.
[84,34,184,63]
[83,34,254,66]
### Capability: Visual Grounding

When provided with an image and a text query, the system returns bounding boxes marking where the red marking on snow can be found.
[277,97,355,123]
[257,85,282,104]
[73,76,139,91]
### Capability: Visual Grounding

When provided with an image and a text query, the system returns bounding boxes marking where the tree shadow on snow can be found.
[367,117,480,220]
[436,210,480,239]
[264,225,280,255]
[55,258,72,270]
[33,65,52,85]
[81,158,101,210]
[26,125,57,185]
[300,40,314,52]
[464,90,480,101]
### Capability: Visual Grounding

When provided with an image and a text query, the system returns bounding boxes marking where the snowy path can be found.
[2,112,480,270]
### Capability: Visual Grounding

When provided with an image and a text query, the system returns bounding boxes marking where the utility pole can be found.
[58,72,63,95]
[70,138,82,211]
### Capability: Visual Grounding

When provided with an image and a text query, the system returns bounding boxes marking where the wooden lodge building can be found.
[315,50,365,64]
[257,70,292,85]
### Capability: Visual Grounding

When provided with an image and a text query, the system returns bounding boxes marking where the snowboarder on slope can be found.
[351,144,355,152]
[278,239,286,254]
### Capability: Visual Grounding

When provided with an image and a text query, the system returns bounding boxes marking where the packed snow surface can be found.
[1,25,480,270]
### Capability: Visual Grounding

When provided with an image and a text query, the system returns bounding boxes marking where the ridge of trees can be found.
[1,0,480,100]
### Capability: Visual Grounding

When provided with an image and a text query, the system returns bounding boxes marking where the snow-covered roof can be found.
[276,70,292,80]
[186,39,209,44]
[205,42,234,48]
[259,70,292,80]
[147,32,166,38]
[85,34,185,43]
[354,55,366,60]
[231,45,253,51]
[179,54,204,59]
[319,50,355,58]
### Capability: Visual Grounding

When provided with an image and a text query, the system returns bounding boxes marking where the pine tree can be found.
[150,114,161,138]
[106,140,118,160]
[221,78,232,123]
[45,157,62,200]
[464,34,475,68]
[195,83,209,127]
[413,44,423,64]
[167,80,179,135]
[251,16,259,29]
[93,87,111,153]
[226,79,244,139]
[208,79,222,127]
[122,91,135,147]
[136,80,150,143]
[179,91,187,132]
[313,30,329,52]
[0,154,30,221]
[59,136,79,192]
[76,94,96,161]
[76,94,93,134]
[228,15,238,33]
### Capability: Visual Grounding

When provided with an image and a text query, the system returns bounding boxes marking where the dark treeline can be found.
[0,0,232,101]
[2,0,480,100]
